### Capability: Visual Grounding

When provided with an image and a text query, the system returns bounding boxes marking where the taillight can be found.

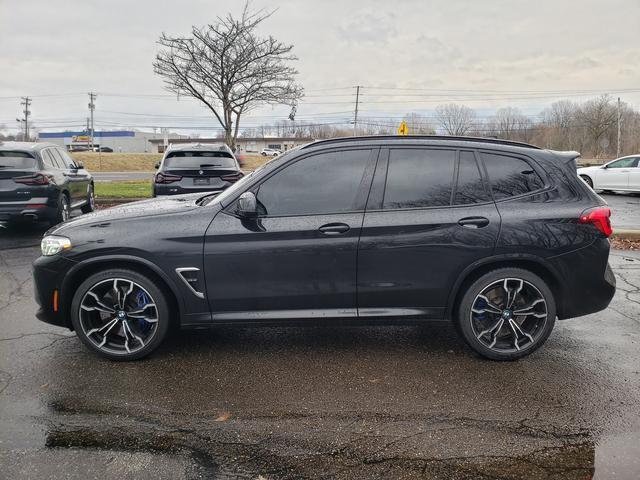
[579,206,612,237]
[154,173,182,184]
[14,173,50,185]
[221,171,244,182]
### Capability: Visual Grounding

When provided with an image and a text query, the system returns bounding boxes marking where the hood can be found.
[49,193,206,235]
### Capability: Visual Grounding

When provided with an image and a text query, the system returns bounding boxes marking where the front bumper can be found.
[33,253,77,329]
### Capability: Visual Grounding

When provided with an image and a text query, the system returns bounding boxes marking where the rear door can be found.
[357,148,500,319]
[53,147,91,205]
[624,157,640,191]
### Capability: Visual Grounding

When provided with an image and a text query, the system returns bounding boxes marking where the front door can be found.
[357,148,500,319]
[203,148,378,321]
[598,157,637,190]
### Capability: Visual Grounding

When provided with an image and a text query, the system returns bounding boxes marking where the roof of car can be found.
[0,141,59,152]
[302,135,543,152]
[166,142,232,153]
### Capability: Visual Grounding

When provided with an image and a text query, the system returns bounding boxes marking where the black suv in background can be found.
[34,136,615,361]
[153,143,243,196]
[0,142,94,225]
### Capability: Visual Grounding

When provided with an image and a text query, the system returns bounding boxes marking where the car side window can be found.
[41,149,60,169]
[255,149,371,216]
[55,148,77,169]
[454,151,490,205]
[607,157,638,169]
[481,152,545,200]
[383,148,455,209]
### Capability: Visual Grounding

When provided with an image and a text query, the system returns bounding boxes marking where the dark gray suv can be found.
[152,143,244,196]
[0,141,94,225]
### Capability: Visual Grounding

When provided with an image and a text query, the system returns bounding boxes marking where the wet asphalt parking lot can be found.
[0,192,639,479]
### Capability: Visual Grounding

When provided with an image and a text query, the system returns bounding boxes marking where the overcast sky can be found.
[1,0,639,134]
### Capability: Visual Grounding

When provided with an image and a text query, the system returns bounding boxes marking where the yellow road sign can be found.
[397,121,408,135]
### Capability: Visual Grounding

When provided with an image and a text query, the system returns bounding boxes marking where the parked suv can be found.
[34,136,615,361]
[0,141,94,225]
[153,143,243,196]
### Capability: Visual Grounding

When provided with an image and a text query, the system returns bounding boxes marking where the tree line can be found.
[244,95,639,159]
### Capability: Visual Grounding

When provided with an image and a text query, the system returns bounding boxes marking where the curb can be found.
[612,229,640,241]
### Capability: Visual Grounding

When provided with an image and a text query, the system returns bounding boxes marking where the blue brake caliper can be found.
[134,290,153,333]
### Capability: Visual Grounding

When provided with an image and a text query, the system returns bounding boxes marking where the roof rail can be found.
[302,135,542,150]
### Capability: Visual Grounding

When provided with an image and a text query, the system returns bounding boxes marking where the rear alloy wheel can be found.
[580,175,594,189]
[81,184,95,213]
[70,269,171,360]
[456,268,556,360]
[53,193,70,225]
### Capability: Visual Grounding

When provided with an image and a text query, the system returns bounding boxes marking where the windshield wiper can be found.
[199,163,223,168]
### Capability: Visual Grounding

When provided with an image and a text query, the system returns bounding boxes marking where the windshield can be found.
[164,151,236,169]
[0,151,37,169]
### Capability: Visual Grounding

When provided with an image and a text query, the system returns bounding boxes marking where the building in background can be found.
[147,136,314,153]
[37,130,186,153]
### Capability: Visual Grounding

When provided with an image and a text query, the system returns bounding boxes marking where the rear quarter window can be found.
[0,151,37,169]
[481,152,545,200]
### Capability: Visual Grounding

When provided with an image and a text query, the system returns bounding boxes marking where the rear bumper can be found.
[0,197,58,222]
[550,238,616,319]
[153,185,228,196]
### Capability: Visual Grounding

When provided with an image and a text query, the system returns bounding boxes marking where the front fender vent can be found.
[175,267,205,299]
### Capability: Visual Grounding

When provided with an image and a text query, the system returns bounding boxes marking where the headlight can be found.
[41,235,72,256]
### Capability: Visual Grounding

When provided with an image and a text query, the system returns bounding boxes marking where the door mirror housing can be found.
[237,191,257,217]
[154,161,160,169]
[75,161,84,169]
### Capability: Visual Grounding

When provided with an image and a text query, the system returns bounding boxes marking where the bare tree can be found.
[154,4,303,149]
[577,95,617,157]
[435,104,476,135]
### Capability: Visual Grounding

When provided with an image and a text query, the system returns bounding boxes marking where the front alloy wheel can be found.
[456,268,556,360]
[71,269,171,360]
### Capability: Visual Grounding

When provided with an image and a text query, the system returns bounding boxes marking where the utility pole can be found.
[616,97,621,158]
[88,92,96,149]
[20,97,31,141]
[353,85,360,136]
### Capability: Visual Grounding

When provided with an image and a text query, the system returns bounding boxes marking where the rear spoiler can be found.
[550,150,581,170]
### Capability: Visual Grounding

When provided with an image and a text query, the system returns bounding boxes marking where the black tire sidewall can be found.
[81,185,95,213]
[70,268,171,361]
[53,193,69,225]
[580,175,593,189]
[456,268,556,361]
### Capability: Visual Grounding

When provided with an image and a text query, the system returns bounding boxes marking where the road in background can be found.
[601,192,640,230]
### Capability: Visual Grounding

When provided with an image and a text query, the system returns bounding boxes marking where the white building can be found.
[38,130,186,153]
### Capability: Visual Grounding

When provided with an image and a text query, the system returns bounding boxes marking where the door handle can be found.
[318,223,350,235]
[458,216,490,229]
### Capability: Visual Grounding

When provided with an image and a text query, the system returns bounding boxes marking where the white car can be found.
[261,148,281,157]
[577,155,640,193]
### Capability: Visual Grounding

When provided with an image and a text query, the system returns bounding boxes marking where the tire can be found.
[455,268,556,361]
[70,268,171,361]
[52,193,70,225]
[580,175,593,189]
[261,152,267,156]
[81,184,95,213]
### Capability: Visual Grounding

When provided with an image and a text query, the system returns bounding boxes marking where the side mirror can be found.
[237,191,257,217]
[76,161,84,169]
[154,162,160,169]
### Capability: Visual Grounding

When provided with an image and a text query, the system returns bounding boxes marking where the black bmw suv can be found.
[153,143,243,196]
[0,142,94,225]
[33,136,615,361]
